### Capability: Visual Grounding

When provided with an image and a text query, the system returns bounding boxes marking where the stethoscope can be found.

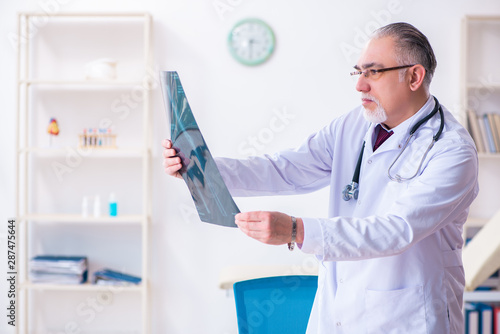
[342,96,445,201]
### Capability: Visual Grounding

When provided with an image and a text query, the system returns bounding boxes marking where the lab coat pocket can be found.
[364,285,427,334]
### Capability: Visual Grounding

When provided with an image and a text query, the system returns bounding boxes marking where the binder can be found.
[466,303,494,334]
[476,303,493,334]
[494,306,500,334]
[465,303,480,334]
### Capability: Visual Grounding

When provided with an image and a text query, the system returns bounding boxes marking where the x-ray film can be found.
[160,71,239,228]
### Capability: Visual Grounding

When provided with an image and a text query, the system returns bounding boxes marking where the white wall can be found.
[1,0,500,333]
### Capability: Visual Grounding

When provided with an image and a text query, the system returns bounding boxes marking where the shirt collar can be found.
[390,95,435,138]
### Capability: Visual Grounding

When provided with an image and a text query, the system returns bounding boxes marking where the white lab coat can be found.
[216,96,479,334]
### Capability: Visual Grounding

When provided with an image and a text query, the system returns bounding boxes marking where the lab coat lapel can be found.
[364,123,377,155]
[371,130,404,155]
[365,124,402,156]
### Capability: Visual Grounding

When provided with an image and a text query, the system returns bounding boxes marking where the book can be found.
[488,113,500,152]
[494,114,500,153]
[477,115,490,153]
[468,110,486,153]
[483,114,497,153]
[30,255,88,284]
[92,268,141,286]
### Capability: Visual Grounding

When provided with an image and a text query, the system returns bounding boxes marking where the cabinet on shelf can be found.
[461,16,500,311]
[15,12,153,334]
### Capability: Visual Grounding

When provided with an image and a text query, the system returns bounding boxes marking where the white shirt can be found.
[216,96,479,334]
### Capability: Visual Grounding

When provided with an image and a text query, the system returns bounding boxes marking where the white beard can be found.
[362,94,388,124]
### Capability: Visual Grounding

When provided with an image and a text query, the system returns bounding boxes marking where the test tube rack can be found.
[78,131,117,149]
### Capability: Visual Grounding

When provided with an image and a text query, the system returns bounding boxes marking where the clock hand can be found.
[248,39,254,59]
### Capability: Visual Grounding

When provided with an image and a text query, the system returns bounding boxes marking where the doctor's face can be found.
[354,36,413,129]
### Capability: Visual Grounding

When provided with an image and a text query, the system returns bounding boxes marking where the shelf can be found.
[18,147,147,158]
[466,216,489,228]
[19,79,148,88]
[20,281,144,292]
[464,290,500,303]
[465,15,500,21]
[478,152,500,159]
[467,83,500,90]
[21,12,151,18]
[19,214,145,224]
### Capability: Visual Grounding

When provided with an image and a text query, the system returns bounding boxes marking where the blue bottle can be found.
[109,193,118,217]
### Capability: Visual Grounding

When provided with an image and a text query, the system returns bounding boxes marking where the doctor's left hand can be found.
[235,211,304,246]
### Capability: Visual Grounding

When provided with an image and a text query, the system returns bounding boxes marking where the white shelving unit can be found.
[461,15,500,307]
[15,12,153,333]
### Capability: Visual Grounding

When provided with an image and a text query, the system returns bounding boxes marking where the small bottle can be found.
[109,193,117,217]
[83,128,87,147]
[93,195,101,218]
[88,128,93,146]
[81,196,89,218]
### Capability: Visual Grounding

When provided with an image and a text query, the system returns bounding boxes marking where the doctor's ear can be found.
[407,64,426,91]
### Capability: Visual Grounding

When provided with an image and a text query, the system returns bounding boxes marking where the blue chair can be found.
[233,275,318,334]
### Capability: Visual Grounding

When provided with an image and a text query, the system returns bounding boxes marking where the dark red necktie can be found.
[373,124,393,151]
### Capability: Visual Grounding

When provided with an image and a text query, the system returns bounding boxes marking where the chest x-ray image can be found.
[160,71,239,228]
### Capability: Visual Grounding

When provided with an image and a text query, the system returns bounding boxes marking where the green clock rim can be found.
[227,18,276,66]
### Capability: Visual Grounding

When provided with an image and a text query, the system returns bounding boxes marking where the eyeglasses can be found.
[350,64,416,80]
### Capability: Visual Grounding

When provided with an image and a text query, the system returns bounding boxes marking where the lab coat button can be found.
[336,322,341,327]
[339,278,344,283]
[357,200,361,205]
[367,159,372,164]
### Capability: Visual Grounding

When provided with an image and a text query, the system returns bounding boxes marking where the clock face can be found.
[228,18,275,66]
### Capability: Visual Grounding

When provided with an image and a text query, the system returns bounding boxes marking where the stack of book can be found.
[92,268,141,286]
[30,255,88,284]
[467,110,500,153]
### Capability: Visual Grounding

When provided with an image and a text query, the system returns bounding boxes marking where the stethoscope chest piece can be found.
[342,182,359,201]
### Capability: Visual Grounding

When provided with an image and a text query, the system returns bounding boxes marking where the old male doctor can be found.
[162,23,478,333]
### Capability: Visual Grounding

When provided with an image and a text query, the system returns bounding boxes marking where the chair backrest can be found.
[233,275,318,334]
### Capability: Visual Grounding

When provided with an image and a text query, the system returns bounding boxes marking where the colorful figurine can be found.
[47,118,59,136]
[47,118,59,147]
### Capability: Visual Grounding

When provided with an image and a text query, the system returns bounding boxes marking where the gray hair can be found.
[372,22,437,90]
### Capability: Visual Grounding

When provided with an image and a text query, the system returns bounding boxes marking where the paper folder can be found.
[463,209,500,291]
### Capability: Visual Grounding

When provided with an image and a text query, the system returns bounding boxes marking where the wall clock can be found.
[228,18,275,66]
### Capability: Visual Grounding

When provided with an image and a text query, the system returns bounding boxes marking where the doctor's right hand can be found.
[162,139,183,179]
